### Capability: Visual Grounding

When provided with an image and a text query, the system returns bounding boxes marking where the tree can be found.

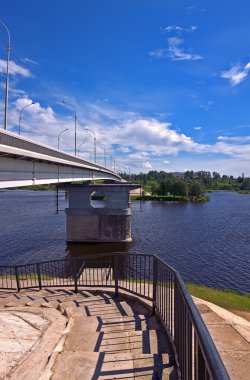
[150,181,159,195]
[240,178,250,190]
[184,170,194,180]
[171,180,188,196]
[212,171,221,179]
[189,181,205,197]
[156,179,174,195]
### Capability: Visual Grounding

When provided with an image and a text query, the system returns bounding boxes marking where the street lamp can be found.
[58,128,68,150]
[85,128,96,163]
[0,21,11,130]
[78,139,87,157]
[18,102,34,135]
[62,100,77,156]
[98,142,106,167]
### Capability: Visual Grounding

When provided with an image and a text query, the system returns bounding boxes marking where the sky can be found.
[1,0,250,176]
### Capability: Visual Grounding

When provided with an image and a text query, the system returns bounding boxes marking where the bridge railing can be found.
[0,252,229,380]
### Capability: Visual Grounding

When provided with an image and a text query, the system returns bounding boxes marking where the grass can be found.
[131,194,189,202]
[238,190,250,194]
[0,273,56,280]
[186,283,250,312]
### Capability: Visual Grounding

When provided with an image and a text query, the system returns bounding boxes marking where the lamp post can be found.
[58,128,68,150]
[85,128,96,163]
[98,142,106,167]
[62,100,77,156]
[18,102,34,135]
[0,21,11,130]
[78,139,87,157]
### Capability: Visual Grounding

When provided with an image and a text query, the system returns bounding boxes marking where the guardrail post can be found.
[36,263,42,290]
[73,259,78,294]
[152,257,158,315]
[114,255,119,297]
[15,267,20,292]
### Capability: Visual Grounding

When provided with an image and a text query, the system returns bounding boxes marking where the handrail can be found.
[0,252,230,380]
[174,271,230,379]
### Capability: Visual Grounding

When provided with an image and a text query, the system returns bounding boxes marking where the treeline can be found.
[120,170,250,197]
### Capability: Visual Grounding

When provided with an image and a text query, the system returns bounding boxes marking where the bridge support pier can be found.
[60,183,139,243]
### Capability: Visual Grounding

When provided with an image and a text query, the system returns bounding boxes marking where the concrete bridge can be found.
[0,129,121,189]
[0,129,140,243]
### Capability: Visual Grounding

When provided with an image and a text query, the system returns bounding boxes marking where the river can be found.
[0,190,249,293]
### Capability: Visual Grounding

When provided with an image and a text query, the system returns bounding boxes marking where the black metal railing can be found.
[0,252,229,380]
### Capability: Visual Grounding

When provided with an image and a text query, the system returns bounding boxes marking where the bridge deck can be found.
[0,130,121,188]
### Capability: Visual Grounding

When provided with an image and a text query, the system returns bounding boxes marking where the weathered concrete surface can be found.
[63,184,139,242]
[0,305,67,380]
[193,297,250,380]
[0,289,176,380]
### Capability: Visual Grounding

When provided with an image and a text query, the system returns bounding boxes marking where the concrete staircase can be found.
[0,289,177,379]
[51,291,177,379]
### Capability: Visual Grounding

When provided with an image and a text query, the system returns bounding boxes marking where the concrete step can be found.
[64,328,172,355]
[51,352,177,380]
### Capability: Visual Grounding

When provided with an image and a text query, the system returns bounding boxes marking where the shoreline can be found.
[186,283,250,315]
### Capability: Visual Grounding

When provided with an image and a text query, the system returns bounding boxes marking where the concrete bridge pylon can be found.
[59,183,140,243]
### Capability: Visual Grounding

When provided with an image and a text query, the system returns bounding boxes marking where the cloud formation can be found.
[149,24,202,62]
[221,62,250,86]
[217,135,250,142]
[5,98,250,173]
[168,37,203,61]
[0,59,32,77]
[164,25,198,33]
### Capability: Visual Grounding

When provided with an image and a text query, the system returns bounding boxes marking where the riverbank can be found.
[187,284,250,320]
[131,194,208,202]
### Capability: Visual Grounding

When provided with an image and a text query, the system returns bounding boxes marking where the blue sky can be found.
[1,0,250,176]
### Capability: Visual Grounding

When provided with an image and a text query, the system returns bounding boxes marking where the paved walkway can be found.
[0,288,177,380]
[193,297,250,380]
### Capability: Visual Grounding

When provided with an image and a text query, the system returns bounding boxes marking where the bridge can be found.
[0,129,121,189]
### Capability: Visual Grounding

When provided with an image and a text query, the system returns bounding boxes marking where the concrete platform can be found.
[0,289,177,379]
[193,297,250,380]
[0,288,249,379]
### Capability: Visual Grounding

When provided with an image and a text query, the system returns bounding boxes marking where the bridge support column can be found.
[60,183,139,243]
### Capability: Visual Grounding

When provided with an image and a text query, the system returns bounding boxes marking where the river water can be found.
[0,190,249,293]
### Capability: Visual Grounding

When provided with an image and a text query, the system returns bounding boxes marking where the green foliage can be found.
[171,180,188,196]
[186,283,250,311]
[131,194,189,201]
[240,178,250,190]
[119,170,247,199]
[12,184,56,191]
[189,181,205,197]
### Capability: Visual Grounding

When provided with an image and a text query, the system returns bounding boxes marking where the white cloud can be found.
[143,161,153,169]
[199,100,215,110]
[4,98,250,175]
[21,57,38,65]
[164,25,198,33]
[0,59,32,77]
[221,62,250,86]
[118,146,132,153]
[168,37,203,61]
[212,141,250,159]
[194,126,202,130]
[217,135,250,142]
[149,48,167,59]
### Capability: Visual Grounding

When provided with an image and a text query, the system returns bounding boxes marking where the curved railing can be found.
[0,252,230,380]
